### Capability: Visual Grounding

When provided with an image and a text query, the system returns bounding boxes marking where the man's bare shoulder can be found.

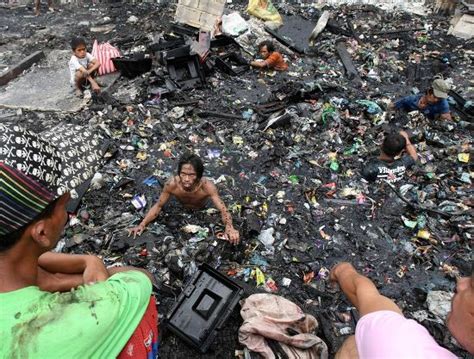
[201,178,218,194]
[164,176,179,192]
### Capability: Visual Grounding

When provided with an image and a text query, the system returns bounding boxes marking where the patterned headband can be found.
[0,123,102,236]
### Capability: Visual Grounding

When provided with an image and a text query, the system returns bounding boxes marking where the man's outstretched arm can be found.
[128,182,172,238]
[330,262,402,317]
[439,112,452,121]
[206,181,240,244]
[250,60,267,68]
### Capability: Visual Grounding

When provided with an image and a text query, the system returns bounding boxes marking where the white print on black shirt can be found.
[377,164,408,183]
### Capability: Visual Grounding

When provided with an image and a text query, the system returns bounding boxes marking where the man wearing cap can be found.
[391,78,452,120]
[0,124,158,358]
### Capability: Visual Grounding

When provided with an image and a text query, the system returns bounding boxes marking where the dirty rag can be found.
[238,294,328,359]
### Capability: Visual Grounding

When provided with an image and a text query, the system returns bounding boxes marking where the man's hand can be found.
[440,112,452,121]
[418,96,428,109]
[225,226,240,245]
[128,223,146,239]
[399,130,418,161]
[82,256,109,285]
[399,130,410,141]
[330,262,348,283]
[37,253,110,292]
[37,268,82,292]
[250,60,266,69]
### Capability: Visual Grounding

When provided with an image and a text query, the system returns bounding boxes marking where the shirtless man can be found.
[128,153,240,244]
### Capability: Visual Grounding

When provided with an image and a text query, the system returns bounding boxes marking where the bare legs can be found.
[74,69,101,97]
[330,263,403,358]
[35,0,53,16]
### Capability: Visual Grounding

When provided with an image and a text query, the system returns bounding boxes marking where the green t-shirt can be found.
[0,270,152,359]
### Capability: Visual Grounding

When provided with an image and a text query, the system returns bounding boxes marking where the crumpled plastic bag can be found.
[426,290,453,323]
[247,0,282,26]
[355,100,382,115]
[222,12,249,37]
[91,40,121,76]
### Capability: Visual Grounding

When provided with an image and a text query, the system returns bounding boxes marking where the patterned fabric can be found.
[0,123,103,235]
[40,124,102,191]
[117,297,159,359]
[91,40,121,76]
[0,163,54,235]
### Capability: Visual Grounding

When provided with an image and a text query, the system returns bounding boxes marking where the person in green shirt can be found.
[0,124,158,358]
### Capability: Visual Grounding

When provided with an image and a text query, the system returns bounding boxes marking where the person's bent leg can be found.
[335,335,358,359]
[330,262,402,317]
[34,0,40,15]
[87,76,101,93]
[74,71,86,96]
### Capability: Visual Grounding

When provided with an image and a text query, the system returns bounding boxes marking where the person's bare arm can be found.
[37,252,109,292]
[87,58,101,75]
[206,180,240,244]
[399,130,418,161]
[38,252,107,277]
[107,266,154,283]
[38,253,154,292]
[250,60,267,69]
[128,181,173,238]
[440,112,452,121]
[330,262,402,317]
[37,268,84,292]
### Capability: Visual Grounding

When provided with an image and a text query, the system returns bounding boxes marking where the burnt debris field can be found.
[0,0,473,357]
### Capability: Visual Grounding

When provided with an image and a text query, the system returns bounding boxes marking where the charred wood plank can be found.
[0,51,44,86]
[335,41,362,86]
[371,28,425,36]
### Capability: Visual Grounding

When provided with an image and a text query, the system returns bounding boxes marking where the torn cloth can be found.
[238,294,328,359]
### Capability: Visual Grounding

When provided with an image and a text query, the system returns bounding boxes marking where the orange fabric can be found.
[265,52,288,71]
[118,296,159,359]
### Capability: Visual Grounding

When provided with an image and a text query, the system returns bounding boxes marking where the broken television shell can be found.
[166,263,244,353]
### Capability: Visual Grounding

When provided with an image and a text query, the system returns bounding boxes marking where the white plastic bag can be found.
[222,12,249,36]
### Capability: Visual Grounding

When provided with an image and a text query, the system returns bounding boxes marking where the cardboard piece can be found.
[449,14,474,39]
[175,0,225,31]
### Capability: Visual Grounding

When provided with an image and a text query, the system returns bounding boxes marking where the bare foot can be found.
[92,84,101,94]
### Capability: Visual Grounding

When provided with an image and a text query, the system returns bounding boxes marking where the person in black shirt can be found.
[362,130,418,183]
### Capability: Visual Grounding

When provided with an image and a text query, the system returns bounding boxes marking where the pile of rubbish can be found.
[0,0,472,357]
